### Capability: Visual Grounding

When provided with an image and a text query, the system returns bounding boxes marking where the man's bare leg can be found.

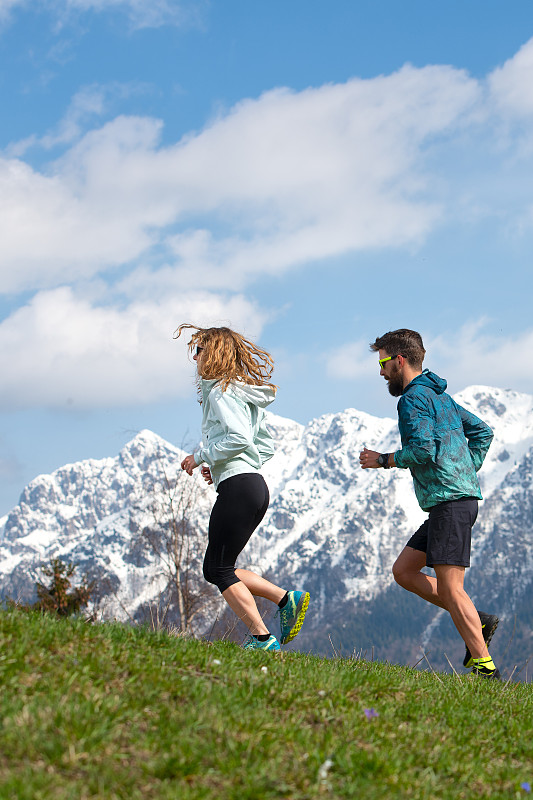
[392,547,444,607]
[393,547,487,658]
[433,565,487,659]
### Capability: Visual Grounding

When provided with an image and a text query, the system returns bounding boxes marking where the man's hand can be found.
[181,454,198,475]
[201,465,213,485]
[359,447,382,469]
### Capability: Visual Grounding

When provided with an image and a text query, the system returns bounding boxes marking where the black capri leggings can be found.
[203,472,270,593]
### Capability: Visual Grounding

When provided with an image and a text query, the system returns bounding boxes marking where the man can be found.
[360,328,500,679]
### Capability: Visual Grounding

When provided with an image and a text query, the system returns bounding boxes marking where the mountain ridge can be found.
[1,385,532,674]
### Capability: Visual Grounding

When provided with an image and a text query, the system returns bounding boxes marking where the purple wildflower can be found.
[521,783,531,793]
[364,707,379,720]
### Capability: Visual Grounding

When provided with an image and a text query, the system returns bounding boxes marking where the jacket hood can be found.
[404,369,447,395]
[201,378,276,408]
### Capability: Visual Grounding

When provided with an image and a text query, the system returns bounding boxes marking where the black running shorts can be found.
[406,497,479,568]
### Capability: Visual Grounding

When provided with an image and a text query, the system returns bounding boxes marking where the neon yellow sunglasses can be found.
[378,355,396,369]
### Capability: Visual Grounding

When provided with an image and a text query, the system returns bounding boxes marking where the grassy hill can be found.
[0,608,531,800]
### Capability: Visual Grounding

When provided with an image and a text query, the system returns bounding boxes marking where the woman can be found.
[176,324,310,651]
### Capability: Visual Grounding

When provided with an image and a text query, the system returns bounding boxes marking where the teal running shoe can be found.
[243,634,281,651]
[277,590,310,645]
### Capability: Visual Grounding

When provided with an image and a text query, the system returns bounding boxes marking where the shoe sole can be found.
[464,615,499,668]
[471,667,502,681]
[281,592,310,645]
[243,640,281,652]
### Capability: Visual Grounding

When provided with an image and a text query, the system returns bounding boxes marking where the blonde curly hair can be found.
[174,324,276,392]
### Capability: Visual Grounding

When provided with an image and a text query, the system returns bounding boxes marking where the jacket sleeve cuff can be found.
[194,448,206,466]
[393,449,407,468]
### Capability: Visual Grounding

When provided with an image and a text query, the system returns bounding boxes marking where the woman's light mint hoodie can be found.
[194,378,276,490]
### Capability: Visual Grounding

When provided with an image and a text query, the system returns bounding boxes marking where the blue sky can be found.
[1,0,533,514]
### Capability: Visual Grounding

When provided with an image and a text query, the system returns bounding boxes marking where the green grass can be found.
[0,608,531,800]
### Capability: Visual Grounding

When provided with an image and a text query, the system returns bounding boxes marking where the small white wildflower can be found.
[261,666,268,673]
[212,659,221,665]
[317,690,326,696]
[318,758,334,785]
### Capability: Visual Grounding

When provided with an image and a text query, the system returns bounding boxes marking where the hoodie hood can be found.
[201,378,276,408]
[404,369,447,395]
[232,381,276,408]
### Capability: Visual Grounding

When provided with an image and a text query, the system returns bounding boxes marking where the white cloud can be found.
[428,321,533,395]
[0,0,201,29]
[489,39,533,118]
[0,287,269,410]
[0,0,21,22]
[0,117,163,291]
[0,64,481,294]
[63,0,202,29]
[3,45,533,297]
[7,83,149,158]
[326,339,377,381]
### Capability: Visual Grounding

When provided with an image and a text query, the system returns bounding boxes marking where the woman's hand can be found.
[201,466,213,485]
[181,454,198,475]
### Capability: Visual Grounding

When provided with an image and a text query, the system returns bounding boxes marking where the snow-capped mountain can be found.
[0,431,209,621]
[1,385,532,674]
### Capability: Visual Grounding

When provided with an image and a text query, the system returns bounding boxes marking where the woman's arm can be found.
[195,391,254,467]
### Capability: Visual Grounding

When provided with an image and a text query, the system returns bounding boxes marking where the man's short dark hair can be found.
[370,329,426,370]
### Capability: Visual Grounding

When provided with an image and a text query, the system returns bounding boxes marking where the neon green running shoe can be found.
[243,634,280,651]
[464,612,499,668]
[471,657,502,680]
[277,590,310,645]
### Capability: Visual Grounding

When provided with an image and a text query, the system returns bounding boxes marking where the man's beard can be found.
[387,364,403,397]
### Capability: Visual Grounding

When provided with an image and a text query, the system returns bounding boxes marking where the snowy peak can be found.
[455,385,533,441]
[1,431,185,546]
[117,429,183,474]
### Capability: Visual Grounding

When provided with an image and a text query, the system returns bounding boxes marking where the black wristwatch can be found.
[377,453,392,469]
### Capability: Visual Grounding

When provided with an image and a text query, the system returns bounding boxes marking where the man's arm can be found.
[457,403,494,471]
[360,394,434,470]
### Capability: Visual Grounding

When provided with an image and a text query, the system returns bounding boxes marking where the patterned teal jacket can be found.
[393,370,494,511]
